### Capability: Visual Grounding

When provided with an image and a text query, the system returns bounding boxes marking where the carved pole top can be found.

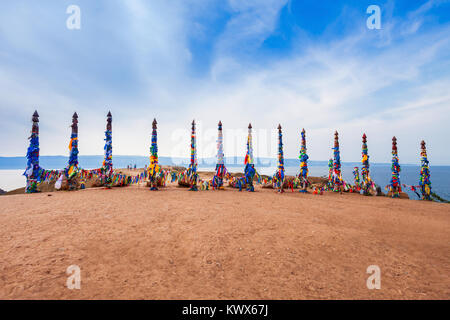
[106,111,112,131]
[31,110,39,134]
[421,140,426,150]
[392,136,397,152]
[32,110,39,122]
[334,130,339,147]
[71,112,78,134]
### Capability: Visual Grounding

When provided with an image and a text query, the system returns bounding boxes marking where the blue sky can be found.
[1,0,449,164]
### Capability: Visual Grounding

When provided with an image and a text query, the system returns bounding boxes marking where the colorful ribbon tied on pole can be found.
[331,131,343,192]
[148,118,161,190]
[273,124,285,193]
[419,140,431,200]
[243,123,258,192]
[65,112,79,190]
[386,136,401,198]
[187,120,198,191]
[326,158,333,190]
[352,167,360,191]
[298,128,309,193]
[102,111,113,188]
[24,110,41,193]
[361,133,375,195]
[213,121,226,190]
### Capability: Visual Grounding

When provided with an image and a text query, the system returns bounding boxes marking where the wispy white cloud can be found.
[0,0,449,165]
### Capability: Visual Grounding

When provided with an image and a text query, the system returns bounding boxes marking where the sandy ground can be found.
[0,183,449,299]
